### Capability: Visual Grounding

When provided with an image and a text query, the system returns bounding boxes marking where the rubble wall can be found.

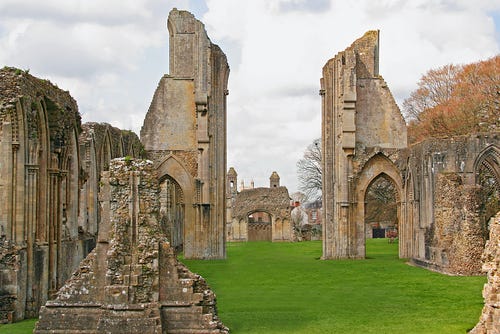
[470,211,500,333]
[34,158,228,333]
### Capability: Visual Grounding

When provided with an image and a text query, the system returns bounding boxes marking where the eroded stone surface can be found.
[321,31,407,259]
[141,8,229,260]
[0,67,141,322]
[471,211,500,333]
[34,158,228,333]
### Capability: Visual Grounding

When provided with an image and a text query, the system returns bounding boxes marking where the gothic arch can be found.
[99,129,112,172]
[245,209,273,241]
[474,144,500,237]
[402,168,423,259]
[156,154,195,254]
[474,145,500,186]
[354,153,403,257]
[60,127,80,240]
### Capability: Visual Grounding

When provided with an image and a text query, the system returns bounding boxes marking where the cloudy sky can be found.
[1,0,499,194]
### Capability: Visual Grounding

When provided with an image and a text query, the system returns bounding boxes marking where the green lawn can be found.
[0,239,486,333]
[183,240,486,334]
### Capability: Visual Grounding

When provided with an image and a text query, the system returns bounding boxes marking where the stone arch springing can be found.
[474,145,500,239]
[354,153,403,258]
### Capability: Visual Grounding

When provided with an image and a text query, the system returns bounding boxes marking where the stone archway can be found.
[155,154,195,257]
[354,154,403,258]
[159,175,185,252]
[247,210,272,241]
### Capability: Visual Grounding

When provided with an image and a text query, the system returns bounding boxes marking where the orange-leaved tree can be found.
[403,55,499,144]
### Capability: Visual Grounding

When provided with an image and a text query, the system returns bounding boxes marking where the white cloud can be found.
[0,0,498,194]
[202,0,499,193]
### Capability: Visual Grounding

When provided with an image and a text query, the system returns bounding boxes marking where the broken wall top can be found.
[232,186,291,219]
[321,31,407,150]
[140,8,229,151]
[0,67,82,155]
[167,8,229,103]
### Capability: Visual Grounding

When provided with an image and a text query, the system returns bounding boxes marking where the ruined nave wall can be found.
[0,67,142,322]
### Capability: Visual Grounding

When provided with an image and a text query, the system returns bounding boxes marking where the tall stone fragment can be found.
[321,31,407,259]
[141,8,229,259]
[34,158,228,334]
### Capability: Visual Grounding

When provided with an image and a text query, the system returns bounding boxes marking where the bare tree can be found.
[297,138,322,202]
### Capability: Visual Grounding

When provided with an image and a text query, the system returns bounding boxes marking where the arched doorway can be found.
[355,154,403,258]
[364,174,398,242]
[155,154,195,257]
[159,175,185,252]
[247,210,272,241]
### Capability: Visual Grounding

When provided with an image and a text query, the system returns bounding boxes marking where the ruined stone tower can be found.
[321,31,407,259]
[141,9,229,259]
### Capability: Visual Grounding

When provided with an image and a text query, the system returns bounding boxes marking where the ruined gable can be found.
[140,8,229,260]
[321,31,407,259]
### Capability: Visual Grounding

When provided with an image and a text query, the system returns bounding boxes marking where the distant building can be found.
[226,169,293,241]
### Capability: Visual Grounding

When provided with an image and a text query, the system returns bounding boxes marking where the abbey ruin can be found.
[0,6,499,333]
[321,30,499,277]
[1,8,229,332]
[226,168,293,242]
[140,9,229,260]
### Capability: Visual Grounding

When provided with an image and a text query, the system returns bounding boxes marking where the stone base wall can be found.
[470,211,500,333]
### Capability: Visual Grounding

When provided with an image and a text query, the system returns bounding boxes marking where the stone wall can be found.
[470,211,500,333]
[34,158,228,334]
[0,67,142,322]
[400,133,500,275]
[319,31,499,275]
[141,9,229,259]
[321,31,407,259]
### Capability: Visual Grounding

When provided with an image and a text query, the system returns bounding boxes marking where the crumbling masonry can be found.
[1,8,230,327]
[34,159,228,334]
[0,67,142,323]
[321,31,500,276]
[141,8,229,260]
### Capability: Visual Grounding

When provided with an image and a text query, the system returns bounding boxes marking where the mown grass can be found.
[183,240,486,334]
[0,239,486,333]
[0,318,37,334]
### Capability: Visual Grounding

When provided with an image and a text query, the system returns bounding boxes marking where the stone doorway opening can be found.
[248,211,272,241]
[159,175,185,252]
[364,174,398,242]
